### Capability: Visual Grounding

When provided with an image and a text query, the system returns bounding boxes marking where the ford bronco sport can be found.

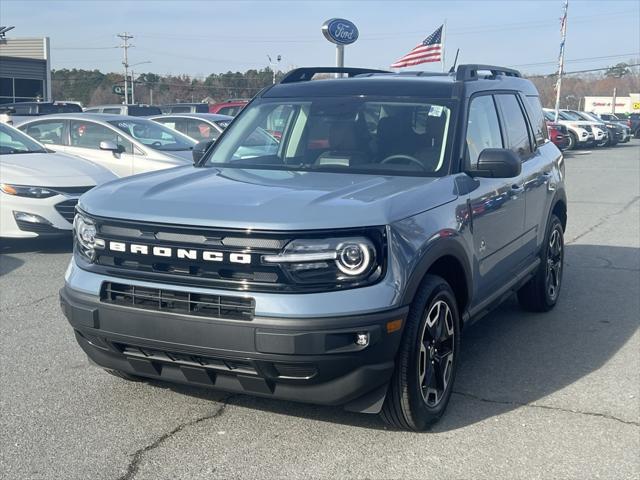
[61,65,567,430]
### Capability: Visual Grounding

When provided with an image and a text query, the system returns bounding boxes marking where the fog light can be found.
[13,211,52,225]
[355,332,369,347]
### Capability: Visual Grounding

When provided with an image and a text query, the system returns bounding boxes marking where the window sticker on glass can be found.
[429,105,444,117]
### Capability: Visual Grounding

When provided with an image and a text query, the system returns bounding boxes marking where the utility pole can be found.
[117,32,133,104]
[612,87,617,114]
[553,0,569,122]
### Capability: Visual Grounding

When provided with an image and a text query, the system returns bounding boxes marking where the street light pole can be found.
[117,32,133,104]
[267,54,282,84]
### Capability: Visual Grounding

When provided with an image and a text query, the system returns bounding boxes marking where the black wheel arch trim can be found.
[399,236,473,315]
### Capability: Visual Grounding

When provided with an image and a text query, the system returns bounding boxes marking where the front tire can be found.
[517,214,564,312]
[567,131,577,150]
[380,275,461,430]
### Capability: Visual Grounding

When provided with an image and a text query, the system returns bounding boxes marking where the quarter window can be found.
[465,95,503,167]
[495,94,532,159]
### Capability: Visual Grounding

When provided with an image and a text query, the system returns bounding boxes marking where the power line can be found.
[513,53,640,68]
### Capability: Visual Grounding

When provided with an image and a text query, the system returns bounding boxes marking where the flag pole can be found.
[441,20,447,72]
[554,0,569,122]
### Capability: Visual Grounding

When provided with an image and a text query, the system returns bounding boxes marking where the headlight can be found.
[73,213,104,261]
[263,235,383,286]
[0,183,57,198]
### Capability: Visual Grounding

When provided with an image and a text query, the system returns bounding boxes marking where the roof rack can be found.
[280,67,390,84]
[455,64,521,81]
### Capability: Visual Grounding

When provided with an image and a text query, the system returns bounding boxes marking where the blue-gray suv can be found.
[61,65,567,430]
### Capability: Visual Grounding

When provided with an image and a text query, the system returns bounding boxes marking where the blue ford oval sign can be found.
[322,18,359,45]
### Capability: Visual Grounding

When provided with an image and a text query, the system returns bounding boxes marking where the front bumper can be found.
[60,284,408,409]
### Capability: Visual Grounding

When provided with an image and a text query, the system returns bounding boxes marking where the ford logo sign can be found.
[322,18,359,45]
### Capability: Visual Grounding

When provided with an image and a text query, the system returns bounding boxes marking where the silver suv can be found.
[60,65,567,430]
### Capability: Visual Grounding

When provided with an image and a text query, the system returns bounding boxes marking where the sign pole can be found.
[441,19,447,73]
[553,0,568,122]
[322,18,358,77]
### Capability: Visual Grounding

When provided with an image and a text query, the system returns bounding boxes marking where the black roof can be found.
[263,65,539,100]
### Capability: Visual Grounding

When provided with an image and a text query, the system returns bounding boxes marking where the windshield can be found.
[204,97,454,176]
[0,123,47,155]
[108,119,196,151]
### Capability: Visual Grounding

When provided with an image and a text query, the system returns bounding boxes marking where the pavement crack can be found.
[0,293,57,312]
[116,395,234,480]
[453,391,639,427]
[567,195,639,245]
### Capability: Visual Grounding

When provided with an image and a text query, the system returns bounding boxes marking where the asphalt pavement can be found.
[1,141,639,480]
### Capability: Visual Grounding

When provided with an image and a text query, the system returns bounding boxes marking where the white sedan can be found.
[0,122,116,238]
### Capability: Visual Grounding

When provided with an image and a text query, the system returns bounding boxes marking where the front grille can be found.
[52,185,94,195]
[101,282,255,320]
[80,216,386,293]
[55,199,78,224]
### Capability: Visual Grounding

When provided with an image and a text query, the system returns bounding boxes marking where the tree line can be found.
[52,65,639,109]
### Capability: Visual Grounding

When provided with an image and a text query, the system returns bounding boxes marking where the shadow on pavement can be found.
[0,236,73,255]
[133,243,640,432]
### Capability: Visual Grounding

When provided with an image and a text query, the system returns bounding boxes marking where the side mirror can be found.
[99,140,119,152]
[192,139,214,164]
[471,148,521,178]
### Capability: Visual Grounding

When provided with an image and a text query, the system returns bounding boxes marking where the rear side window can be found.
[84,108,100,113]
[495,94,532,160]
[524,96,548,146]
[218,106,241,116]
[21,121,65,145]
[103,108,121,114]
[465,95,503,167]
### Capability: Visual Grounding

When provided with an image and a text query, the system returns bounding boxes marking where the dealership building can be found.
[0,36,52,104]
[583,94,640,115]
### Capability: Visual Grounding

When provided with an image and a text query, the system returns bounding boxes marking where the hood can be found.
[79,166,458,230]
[0,151,116,186]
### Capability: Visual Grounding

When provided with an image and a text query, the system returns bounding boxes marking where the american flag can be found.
[390,25,443,69]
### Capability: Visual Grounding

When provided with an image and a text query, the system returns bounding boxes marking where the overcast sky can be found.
[2,0,638,77]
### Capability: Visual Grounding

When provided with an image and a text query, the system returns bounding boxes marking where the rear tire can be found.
[517,214,564,312]
[380,275,461,430]
[104,368,143,382]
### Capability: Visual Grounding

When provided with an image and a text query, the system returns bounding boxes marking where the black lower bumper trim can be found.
[61,285,407,408]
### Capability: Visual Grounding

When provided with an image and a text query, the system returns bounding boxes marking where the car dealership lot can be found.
[1,143,638,479]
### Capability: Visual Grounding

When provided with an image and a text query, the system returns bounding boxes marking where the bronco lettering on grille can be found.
[104,241,252,264]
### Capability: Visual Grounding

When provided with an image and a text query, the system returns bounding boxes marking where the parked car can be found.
[61,65,567,431]
[16,114,196,177]
[623,113,640,138]
[208,99,249,116]
[543,109,596,149]
[0,101,83,124]
[546,121,570,150]
[0,122,116,238]
[560,109,609,147]
[149,113,233,142]
[571,111,630,146]
[83,104,162,116]
[598,113,633,134]
[160,103,210,114]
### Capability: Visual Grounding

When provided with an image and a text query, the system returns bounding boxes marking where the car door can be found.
[67,120,134,176]
[495,94,550,260]
[464,94,527,299]
[521,94,562,256]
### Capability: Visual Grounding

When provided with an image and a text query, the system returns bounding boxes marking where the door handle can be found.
[511,184,524,193]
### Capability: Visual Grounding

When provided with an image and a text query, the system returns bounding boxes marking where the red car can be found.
[208,99,249,116]
[546,121,570,150]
